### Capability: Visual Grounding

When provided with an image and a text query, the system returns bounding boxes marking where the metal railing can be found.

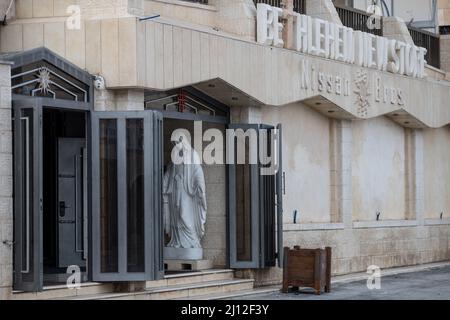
[335,5,383,36]
[408,26,440,69]
[253,0,306,14]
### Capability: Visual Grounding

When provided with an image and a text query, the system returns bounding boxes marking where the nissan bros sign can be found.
[256,4,427,79]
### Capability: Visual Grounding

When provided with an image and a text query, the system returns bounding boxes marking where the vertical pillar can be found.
[329,119,353,226]
[405,128,425,223]
[115,89,145,111]
[414,130,425,225]
[0,62,13,300]
[340,120,353,228]
[440,35,450,73]
[230,105,262,124]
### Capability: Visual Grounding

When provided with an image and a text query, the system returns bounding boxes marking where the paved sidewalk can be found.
[231,263,450,300]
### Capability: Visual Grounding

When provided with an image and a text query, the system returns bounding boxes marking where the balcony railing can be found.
[253,0,306,14]
[408,26,440,69]
[335,5,383,36]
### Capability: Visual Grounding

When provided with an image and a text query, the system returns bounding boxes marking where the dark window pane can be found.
[99,119,118,273]
[126,118,145,273]
[235,140,252,261]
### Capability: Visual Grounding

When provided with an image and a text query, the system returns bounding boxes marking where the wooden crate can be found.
[282,246,332,295]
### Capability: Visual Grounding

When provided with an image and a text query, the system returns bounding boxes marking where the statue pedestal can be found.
[164,259,213,272]
[164,247,203,260]
[164,247,212,271]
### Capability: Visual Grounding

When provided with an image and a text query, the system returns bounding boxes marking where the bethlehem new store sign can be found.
[257,3,427,79]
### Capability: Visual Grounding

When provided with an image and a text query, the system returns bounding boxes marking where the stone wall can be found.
[440,35,450,73]
[0,61,12,300]
[352,117,406,221]
[261,103,333,224]
[238,101,450,287]
[438,0,450,26]
[423,126,450,220]
[238,224,450,287]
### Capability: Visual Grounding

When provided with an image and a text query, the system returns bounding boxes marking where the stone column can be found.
[115,89,145,111]
[339,120,353,228]
[94,89,145,111]
[440,35,450,73]
[413,130,425,225]
[0,61,13,300]
[230,105,262,124]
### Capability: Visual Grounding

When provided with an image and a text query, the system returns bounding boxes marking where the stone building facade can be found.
[0,0,449,299]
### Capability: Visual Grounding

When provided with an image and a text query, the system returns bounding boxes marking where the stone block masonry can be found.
[0,62,12,300]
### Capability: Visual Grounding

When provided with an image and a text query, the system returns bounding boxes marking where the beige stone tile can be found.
[149,289,188,300]
[200,32,210,81]
[0,287,12,300]
[172,26,184,88]
[44,22,66,57]
[145,21,156,88]
[65,21,86,69]
[145,279,168,289]
[136,16,146,87]
[0,24,23,53]
[118,18,137,86]
[53,0,77,17]
[85,20,101,75]
[75,284,114,296]
[16,0,33,18]
[163,24,173,89]
[188,285,223,297]
[33,0,54,18]
[101,19,119,87]
[23,23,44,51]
[154,22,164,89]
[166,275,203,286]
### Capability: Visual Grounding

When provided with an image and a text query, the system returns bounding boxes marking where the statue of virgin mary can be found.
[163,132,207,259]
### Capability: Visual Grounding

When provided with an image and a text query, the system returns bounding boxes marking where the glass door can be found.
[13,100,43,292]
[227,123,283,269]
[90,110,164,282]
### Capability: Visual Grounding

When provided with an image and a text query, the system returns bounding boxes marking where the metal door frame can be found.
[227,124,261,269]
[13,98,43,292]
[13,97,91,292]
[90,110,164,282]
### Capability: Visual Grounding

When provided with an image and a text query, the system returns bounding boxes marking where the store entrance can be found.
[42,109,87,284]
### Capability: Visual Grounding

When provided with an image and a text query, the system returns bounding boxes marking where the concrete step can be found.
[12,282,114,300]
[65,279,255,300]
[147,269,235,289]
[178,286,281,300]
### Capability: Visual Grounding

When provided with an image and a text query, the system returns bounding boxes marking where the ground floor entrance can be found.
[9,48,284,294]
[43,109,87,283]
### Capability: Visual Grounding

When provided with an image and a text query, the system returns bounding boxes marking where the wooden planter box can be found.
[282,246,332,295]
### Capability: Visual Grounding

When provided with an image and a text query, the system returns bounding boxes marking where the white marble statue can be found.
[163,133,207,253]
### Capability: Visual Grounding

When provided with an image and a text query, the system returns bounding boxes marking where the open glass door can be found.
[228,123,283,269]
[13,100,43,292]
[90,110,164,282]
